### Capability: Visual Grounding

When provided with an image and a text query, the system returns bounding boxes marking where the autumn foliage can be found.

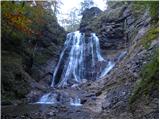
[2,1,46,37]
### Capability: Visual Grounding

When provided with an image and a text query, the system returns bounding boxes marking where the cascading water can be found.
[70,96,82,106]
[36,92,56,104]
[51,31,113,88]
[36,31,126,106]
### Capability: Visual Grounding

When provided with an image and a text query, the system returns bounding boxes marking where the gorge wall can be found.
[1,1,159,119]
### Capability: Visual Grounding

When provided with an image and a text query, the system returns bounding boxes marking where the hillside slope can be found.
[79,1,159,118]
[1,1,66,105]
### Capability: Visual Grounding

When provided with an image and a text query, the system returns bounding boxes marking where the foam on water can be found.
[36,92,56,104]
[70,97,82,106]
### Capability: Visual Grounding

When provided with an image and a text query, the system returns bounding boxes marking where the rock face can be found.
[26,20,66,102]
[79,5,128,50]
[1,51,33,105]
[79,2,152,51]
[78,1,159,119]
[80,7,102,33]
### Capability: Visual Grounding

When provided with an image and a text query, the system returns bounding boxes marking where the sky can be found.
[56,0,107,25]
[60,0,106,14]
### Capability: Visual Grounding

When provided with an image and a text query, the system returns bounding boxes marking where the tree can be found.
[1,1,47,56]
[64,7,81,32]
[80,0,94,13]
[58,7,81,32]
[50,0,63,16]
[69,8,79,30]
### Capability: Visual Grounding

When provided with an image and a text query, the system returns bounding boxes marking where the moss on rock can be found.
[132,1,159,23]
[140,27,159,49]
[1,51,31,102]
[129,49,159,104]
[34,50,52,65]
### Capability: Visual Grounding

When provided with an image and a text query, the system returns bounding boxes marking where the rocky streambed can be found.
[1,86,96,119]
[1,104,93,119]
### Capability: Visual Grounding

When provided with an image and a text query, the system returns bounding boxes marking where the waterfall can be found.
[36,92,56,104]
[100,61,115,79]
[36,31,126,105]
[51,31,112,88]
[70,96,82,106]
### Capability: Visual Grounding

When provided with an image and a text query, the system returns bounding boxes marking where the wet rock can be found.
[26,90,43,102]
[81,99,87,104]
[1,100,12,106]
[71,84,79,88]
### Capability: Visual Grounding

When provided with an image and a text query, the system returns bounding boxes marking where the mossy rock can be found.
[129,49,159,104]
[107,1,128,9]
[131,1,146,18]
[33,49,53,65]
[131,1,158,23]
[1,51,31,101]
[105,5,127,21]
[140,27,159,49]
